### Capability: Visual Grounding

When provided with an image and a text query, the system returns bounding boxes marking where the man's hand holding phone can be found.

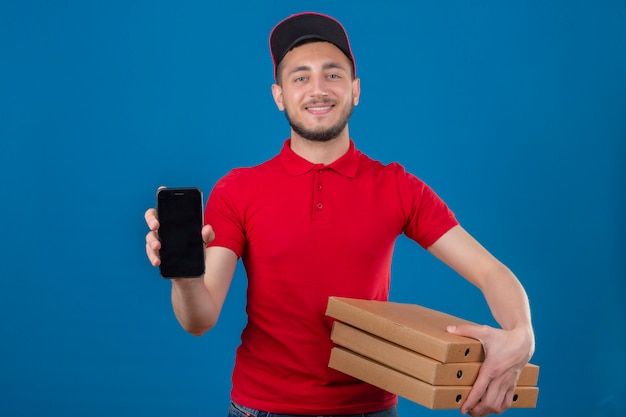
[144,187,214,278]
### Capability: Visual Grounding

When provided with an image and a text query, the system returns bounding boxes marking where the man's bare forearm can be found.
[170,247,239,336]
[171,278,219,336]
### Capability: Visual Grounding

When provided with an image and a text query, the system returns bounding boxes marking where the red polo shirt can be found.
[205,139,458,415]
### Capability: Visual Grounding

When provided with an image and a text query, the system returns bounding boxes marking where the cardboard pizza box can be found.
[326,297,484,363]
[329,347,539,410]
[331,321,539,386]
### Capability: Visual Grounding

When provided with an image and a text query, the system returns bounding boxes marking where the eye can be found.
[294,76,308,83]
[327,73,340,79]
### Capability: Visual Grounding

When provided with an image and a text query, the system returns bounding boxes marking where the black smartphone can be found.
[156,187,205,278]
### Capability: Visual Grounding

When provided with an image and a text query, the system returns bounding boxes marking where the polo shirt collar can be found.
[279,139,360,178]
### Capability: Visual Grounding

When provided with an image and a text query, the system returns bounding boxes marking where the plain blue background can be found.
[1,1,625,416]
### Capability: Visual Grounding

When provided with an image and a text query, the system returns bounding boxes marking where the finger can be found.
[145,240,161,266]
[486,371,518,414]
[468,368,516,416]
[145,230,161,249]
[145,243,161,266]
[468,386,505,416]
[464,355,500,415]
[202,224,215,245]
[469,384,499,416]
[461,370,490,415]
[144,208,159,230]
[501,384,516,411]
[145,231,161,266]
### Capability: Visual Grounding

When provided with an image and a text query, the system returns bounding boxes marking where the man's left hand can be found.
[447,323,534,416]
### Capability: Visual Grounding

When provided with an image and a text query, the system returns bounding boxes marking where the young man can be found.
[145,12,534,417]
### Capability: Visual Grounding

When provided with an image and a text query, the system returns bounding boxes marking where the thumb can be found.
[446,323,488,344]
[202,224,215,245]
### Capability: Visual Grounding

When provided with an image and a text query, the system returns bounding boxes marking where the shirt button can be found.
[318,184,323,191]
[317,203,323,210]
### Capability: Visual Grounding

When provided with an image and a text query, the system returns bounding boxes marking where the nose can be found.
[309,74,329,97]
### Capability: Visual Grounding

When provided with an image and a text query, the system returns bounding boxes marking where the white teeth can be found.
[309,106,332,111]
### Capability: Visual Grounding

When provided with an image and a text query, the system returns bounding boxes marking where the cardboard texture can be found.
[326,297,485,363]
[329,347,539,410]
[331,321,540,386]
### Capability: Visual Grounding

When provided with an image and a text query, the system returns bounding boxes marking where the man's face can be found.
[272,41,360,142]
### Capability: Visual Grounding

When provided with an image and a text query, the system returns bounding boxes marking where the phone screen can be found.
[157,187,205,278]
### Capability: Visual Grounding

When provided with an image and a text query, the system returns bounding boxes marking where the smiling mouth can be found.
[306,104,334,114]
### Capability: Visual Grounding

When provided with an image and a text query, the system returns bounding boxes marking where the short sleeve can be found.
[397,167,459,248]
[204,170,246,258]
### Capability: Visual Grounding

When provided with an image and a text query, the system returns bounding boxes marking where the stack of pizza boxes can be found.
[326,297,539,410]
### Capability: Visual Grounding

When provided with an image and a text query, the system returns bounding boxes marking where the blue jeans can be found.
[228,401,398,417]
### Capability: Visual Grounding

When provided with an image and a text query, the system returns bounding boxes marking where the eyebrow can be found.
[288,61,349,76]
[323,62,348,72]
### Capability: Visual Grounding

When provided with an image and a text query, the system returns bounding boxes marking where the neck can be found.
[289,130,351,165]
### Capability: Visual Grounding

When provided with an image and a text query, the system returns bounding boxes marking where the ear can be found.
[352,78,361,106]
[271,83,285,111]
